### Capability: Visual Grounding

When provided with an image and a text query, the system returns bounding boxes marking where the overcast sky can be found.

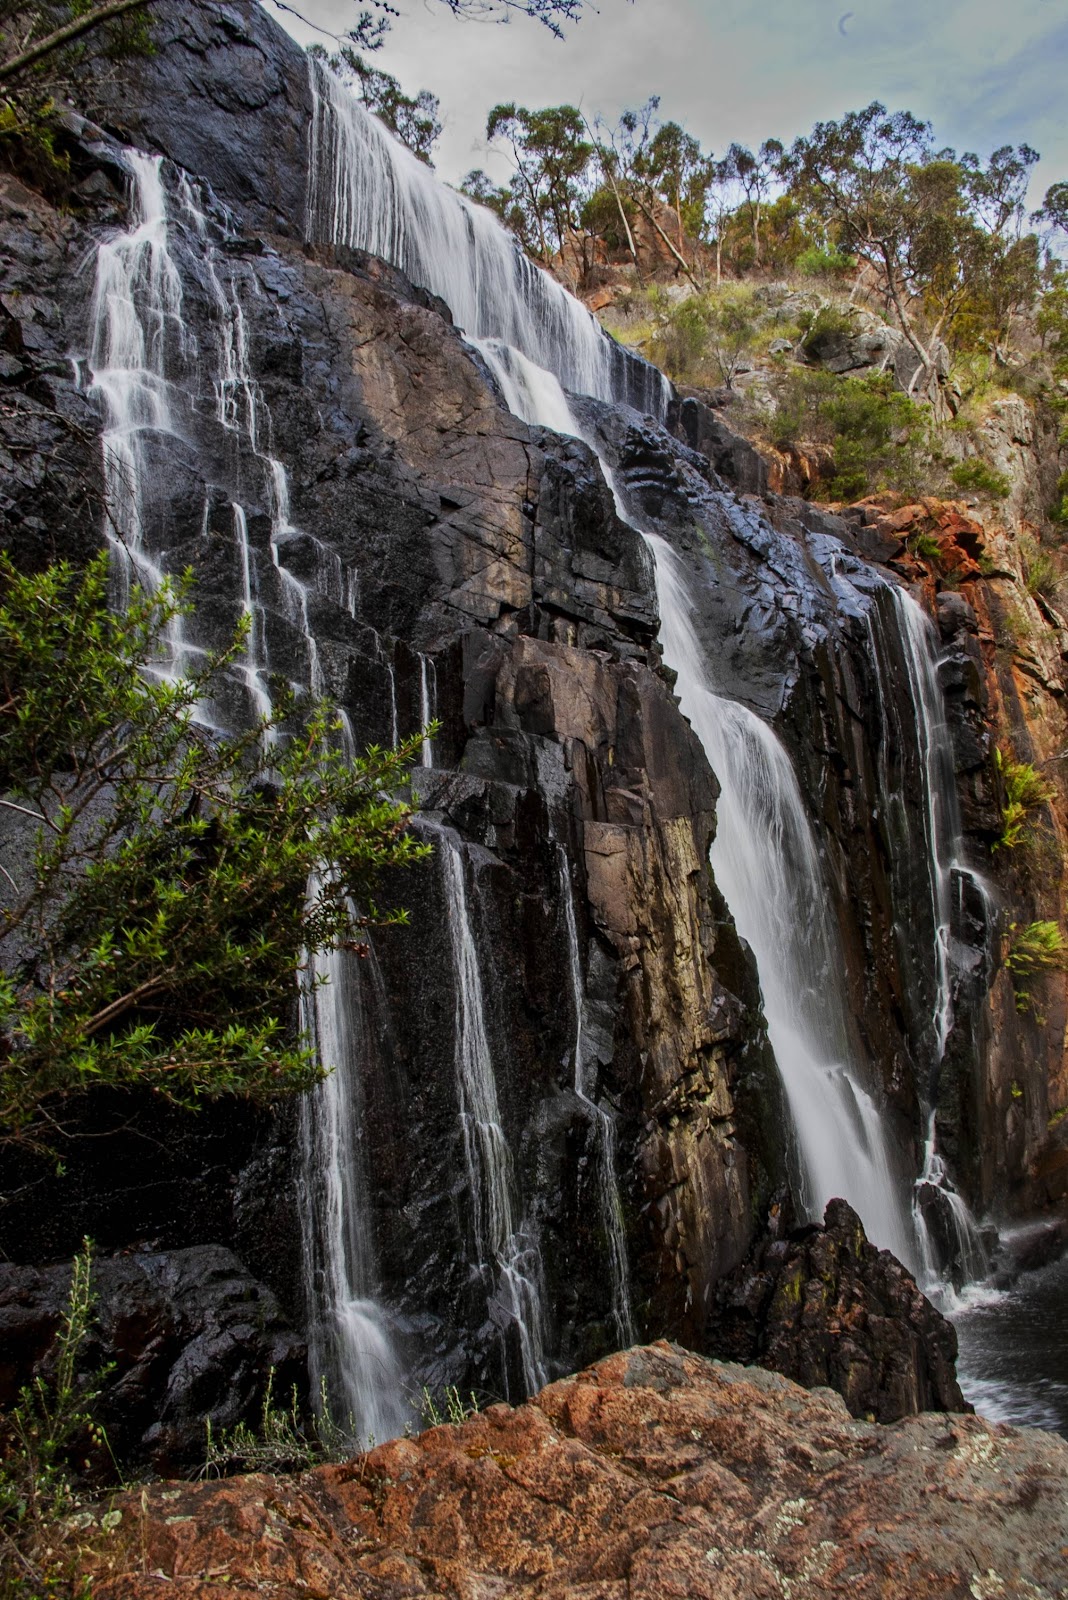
[268,0,1067,204]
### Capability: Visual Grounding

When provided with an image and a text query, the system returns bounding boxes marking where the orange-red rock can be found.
[65,1343,1068,1599]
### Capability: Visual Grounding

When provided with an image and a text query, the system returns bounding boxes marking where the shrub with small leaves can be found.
[0,555,431,1156]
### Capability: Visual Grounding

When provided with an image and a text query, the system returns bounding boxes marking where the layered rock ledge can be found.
[67,1342,1067,1599]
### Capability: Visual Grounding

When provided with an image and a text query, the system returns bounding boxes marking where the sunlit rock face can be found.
[67,1343,1068,1600]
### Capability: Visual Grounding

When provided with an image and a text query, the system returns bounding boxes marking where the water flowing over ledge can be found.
[306,59,670,419]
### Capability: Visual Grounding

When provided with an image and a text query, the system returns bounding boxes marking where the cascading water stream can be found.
[305,62,669,418]
[557,847,635,1346]
[437,828,548,1395]
[88,151,187,672]
[88,152,408,1431]
[858,581,993,1290]
[471,337,915,1263]
[299,877,409,1442]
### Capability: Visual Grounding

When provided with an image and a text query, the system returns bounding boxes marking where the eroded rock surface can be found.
[68,1342,1068,1599]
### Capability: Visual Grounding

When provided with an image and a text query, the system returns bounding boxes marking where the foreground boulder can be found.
[705,1198,966,1421]
[65,1341,1066,1598]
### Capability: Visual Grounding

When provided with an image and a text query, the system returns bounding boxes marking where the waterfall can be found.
[419,654,436,768]
[299,879,409,1443]
[557,847,635,1346]
[472,338,915,1264]
[648,539,915,1262]
[305,61,669,418]
[87,152,409,1424]
[860,582,993,1289]
[438,829,548,1394]
[88,151,186,670]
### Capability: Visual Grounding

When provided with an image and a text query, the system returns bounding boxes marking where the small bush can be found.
[1006,920,1068,1013]
[909,532,942,561]
[994,749,1056,850]
[795,245,857,279]
[1020,536,1063,602]
[950,458,1011,499]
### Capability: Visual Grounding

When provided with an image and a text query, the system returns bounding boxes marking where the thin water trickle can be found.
[557,846,635,1347]
[231,503,274,728]
[419,655,436,769]
[299,876,410,1444]
[438,828,548,1395]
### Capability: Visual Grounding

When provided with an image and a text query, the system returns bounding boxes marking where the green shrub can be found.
[1006,920,1068,1013]
[994,748,1056,850]
[795,245,857,279]
[0,556,431,1157]
[765,368,926,500]
[950,458,1011,498]
[908,532,942,560]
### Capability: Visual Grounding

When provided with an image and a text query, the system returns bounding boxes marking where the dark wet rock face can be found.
[0,1247,305,1473]
[706,1199,966,1422]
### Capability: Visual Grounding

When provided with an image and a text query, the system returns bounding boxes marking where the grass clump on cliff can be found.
[0,555,430,1159]
[994,748,1056,851]
[1005,920,1068,1015]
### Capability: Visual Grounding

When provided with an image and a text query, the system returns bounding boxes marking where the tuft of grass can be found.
[994,748,1056,850]
[1020,536,1064,603]
[1006,919,1068,1014]
[908,531,942,561]
[419,1386,479,1428]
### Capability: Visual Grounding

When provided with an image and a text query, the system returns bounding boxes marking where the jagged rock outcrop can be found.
[0,1247,305,1472]
[63,1342,1068,1599]
[705,1199,966,1422]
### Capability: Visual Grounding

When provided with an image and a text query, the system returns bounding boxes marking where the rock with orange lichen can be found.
[63,1343,1068,1600]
